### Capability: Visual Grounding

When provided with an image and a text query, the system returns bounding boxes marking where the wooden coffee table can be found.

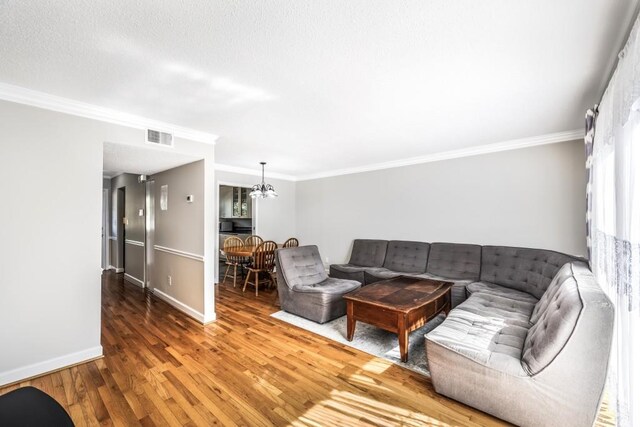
[343,276,453,362]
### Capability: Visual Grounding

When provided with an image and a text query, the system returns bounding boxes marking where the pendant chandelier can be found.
[249,162,278,199]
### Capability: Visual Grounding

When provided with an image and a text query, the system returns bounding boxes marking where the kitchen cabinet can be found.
[219,186,252,218]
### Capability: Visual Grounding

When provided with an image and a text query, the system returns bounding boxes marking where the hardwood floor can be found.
[0,272,614,426]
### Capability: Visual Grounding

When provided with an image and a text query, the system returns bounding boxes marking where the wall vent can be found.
[146,129,174,147]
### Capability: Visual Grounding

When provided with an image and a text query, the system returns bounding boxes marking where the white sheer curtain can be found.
[588,13,640,427]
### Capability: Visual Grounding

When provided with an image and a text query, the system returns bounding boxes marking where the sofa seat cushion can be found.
[292,277,361,295]
[330,264,367,273]
[329,264,367,283]
[363,268,403,284]
[467,281,539,304]
[412,273,470,308]
[456,293,535,329]
[426,296,530,376]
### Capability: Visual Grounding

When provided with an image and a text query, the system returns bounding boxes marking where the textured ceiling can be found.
[1,1,637,176]
[103,142,200,177]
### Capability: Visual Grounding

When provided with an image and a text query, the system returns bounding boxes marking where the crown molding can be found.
[295,129,584,181]
[0,82,218,145]
[214,163,297,181]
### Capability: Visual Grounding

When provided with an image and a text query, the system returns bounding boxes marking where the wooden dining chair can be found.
[283,237,299,248]
[243,240,277,296]
[222,236,245,288]
[245,235,263,247]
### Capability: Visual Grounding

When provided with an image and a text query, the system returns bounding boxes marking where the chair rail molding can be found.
[153,245,204,262]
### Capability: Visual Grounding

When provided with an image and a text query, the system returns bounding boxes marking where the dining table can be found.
[222,244,282,259]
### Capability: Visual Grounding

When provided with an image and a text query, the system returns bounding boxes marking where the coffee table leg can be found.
[346,301,355,341]
[398,314,408,363]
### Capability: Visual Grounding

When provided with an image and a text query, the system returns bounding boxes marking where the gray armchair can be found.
[275,245,361,324]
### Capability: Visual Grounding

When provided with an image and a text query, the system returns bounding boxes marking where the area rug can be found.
[270,310,445,376]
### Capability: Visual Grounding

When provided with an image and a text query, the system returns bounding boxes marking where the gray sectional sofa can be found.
[330,239,614,427]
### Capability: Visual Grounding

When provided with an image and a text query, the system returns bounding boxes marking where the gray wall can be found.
[110,173,146,284]
[151,160,206,313]
[0,99,216,386]
[296,140,587,265]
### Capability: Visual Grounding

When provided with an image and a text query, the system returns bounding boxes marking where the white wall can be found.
[296,140,587,265]
[0,100,216,386]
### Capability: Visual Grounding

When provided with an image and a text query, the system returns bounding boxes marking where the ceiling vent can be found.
[146,129,174,147]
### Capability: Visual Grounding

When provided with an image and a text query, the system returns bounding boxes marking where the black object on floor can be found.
[0,386,74,426]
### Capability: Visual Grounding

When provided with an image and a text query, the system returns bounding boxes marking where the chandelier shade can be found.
[250,162,278,199]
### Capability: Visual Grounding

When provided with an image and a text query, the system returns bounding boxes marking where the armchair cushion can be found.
[292,277,361,294]
[277,245,328,289]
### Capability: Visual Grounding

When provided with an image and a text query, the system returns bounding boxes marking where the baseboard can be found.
[0,345,103,387]
[124,273,144,288]
[109,266,124,273]
[152,289,216,324]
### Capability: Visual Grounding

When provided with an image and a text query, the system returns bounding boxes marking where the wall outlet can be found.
[167,275,172,286]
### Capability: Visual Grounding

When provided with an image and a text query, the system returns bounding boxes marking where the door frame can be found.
[101,188,110,269]
[216,181,258,284]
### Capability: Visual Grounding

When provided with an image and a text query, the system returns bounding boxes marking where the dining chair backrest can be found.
[245,235,263,247]
[283,238,299,248]
[223,236,244,264]
[253,241,277,271]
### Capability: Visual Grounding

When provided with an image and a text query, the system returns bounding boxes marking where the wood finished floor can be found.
[0,272,615,426]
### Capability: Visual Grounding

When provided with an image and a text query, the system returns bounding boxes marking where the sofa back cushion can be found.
[277,245,328,289]
[530,262,575,323]
[426,243,482,280]
[348,239,388,267]
[480,246,583,298]
[522,270,583,375]
[382,240,430,273]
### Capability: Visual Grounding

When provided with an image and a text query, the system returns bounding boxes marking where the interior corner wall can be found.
[150,160,206,318]
[295,140,587,265]
[110,173,146,285]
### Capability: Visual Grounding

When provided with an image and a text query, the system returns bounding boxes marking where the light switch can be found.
[186,195,194,203]
[138,209,144,216]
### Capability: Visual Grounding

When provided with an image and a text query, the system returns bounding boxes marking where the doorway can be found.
[101,188,109,269]
[116,187,126,271]
[218,183,257,284]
